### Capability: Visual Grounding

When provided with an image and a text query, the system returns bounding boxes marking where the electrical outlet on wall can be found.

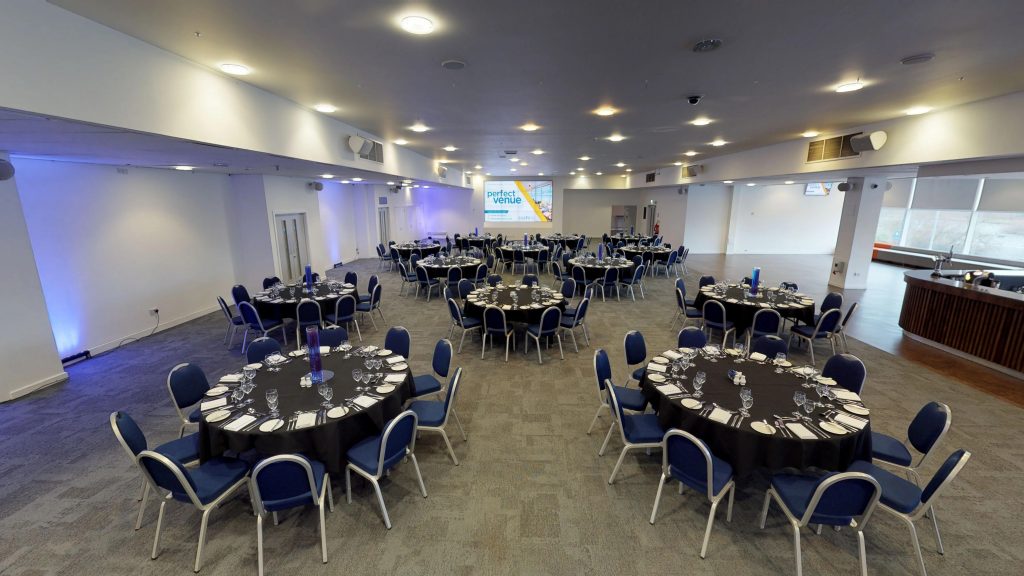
[149,308,159,315]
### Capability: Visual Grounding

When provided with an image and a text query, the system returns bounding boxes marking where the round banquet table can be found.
[253,282,359,320]
[463,236,492,250]
[198,345,413,475]
[640,348,872,477]
[609,234,651,245]
[419,256,482,280]
[393,242,442,260]
[543,235,582,249]
[498,244,546,262]
[621,246,673,262]
[693,285,815,334]
[462,284,567,324]
[568,256,634,282]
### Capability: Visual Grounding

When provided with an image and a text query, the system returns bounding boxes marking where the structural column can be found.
[829,176,887,290]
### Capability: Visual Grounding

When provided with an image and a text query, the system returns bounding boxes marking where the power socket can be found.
[149,308,159,315]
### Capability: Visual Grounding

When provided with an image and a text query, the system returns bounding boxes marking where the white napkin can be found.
[384,373,406,383]
[834,413,868,430]
[295,412,317,429]
[749,352,767,362]
[201,397,228,411]
[386,355,405,365]
[786,423,817,439]
[832,389,861,402]
[646,363,667,373]
[662,350,682,360]
[319,346,331,355]
[265,354,287,365]
[219,374,243,383]
[708,408,732,424]
[656,383,681,395]
[702,346,717,354]
[224,414,257,431]
[353,395,378,408]
[501,305,512,310]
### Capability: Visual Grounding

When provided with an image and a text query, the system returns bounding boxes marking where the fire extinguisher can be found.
[653,221,660,235]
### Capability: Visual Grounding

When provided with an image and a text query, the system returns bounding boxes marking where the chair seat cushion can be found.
[260,318,283,330]
[771,473,832,522]
[526,323,556,337]
[411,374,442,397]
[684,298,696,307]
[631,367,646,381]
[346,434,406,475]
[325,313,354,324]
[182,457,250,505]
[847,460,922,514]
[705,320,735,331]
[261,459,326,512]
[870,432,914,466]
[621,413,665,444]
[355,303,373,312]
[154,433,201,463]
[612,385,647,412]
[685,309,703,318]
[359,294,371,302]
[187,407,202,423]
[671,454,733,495]
[409,399,446,427]
[792,324,824,338]
[459,316,482,329]
[421,278,439,285]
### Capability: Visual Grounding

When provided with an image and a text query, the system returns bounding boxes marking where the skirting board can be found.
[88,305,219,357]
[904,331,1024,381]
[8,370,69,402]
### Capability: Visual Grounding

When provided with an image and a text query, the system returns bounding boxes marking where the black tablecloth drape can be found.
[463,285,566,324]
[420,258,482,280]
[394,243,442,260]
[693,286,815,334]
[568,258,634,282]
[621,246,673,262]
[254,284,359,321]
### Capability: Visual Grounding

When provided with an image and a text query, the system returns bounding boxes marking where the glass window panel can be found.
[978,179,1024,211]
[874,207,906,244]
[883,179,913,208]
[911,178,978,210]
[903,209,971,252]
[969,212,1024,261]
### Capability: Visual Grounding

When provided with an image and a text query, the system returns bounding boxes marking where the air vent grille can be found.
[806,132,861,163]
[645,172,656,183]
[360,140,384,163]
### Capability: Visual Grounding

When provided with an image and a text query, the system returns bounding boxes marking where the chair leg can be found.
[370,478,392,530]
[353,318,362,341]
[135,481,150,530]
[598,421,616,456]
[700,498,722,559]
[257,514,265,576]
[608,445,634,484]
[759,490,772,529]
[726,486,735,522]
[194,507,212,572]
[318,500,328,564]
[649,473,667,524]
[410,453,428,498]
[557,334,564,360]
[792,521,803,576]
[345,467,352,503]
[151,498,167,559]
[587,404,607,435]
[904,516,929,576]
[857,530,868,576]
[930,505,944,554]
[440,430,459,465]
[451,409,468,440]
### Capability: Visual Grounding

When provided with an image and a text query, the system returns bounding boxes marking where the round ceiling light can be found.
[219,63,250,75]
[593,106,618,117]
[905,106,932,116]
[520,122,541,132]
[606,134,625,142]
[443,145,458,152]
[692,38,723,53]
[691,117,712,126]
[400,15,434,35]
[408,123,430,132]
[313,103,337,113]
[173,165,195,171]
[684,151,698,157]
[801,130,820,138]
[441,59,466,70]
[351,177,363,182]
[710,139,727,147]
[394,139,409,145]
[835,81,864,93]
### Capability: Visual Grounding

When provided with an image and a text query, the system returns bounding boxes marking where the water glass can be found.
[243,365,256,383]
[231,388,244,405]
[693,372,706,397]
[740,391,753,417]
[774,352,787,373]
[793,390,806,408]
[803,400,816,415]
[352,368,362,382]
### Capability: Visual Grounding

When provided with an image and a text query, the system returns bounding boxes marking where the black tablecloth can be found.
[621,246,673,262]
[498,245,545,261]
[464,237,492,249]
[640,350,871,477]
[568,257,634,282]
[463,285,567,324]
[610,234,651,244]
[253,283,359,321]
[199,348,413,475]
[693,286,815,333]
[420,257,482,280]
[543,236,582,249]
[394,243,442,260]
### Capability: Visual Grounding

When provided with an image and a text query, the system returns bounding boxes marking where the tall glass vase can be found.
[306,326,323,386]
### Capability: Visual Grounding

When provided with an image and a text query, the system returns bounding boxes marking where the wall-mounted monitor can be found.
[484,180,553,223]
[805,182,839,196]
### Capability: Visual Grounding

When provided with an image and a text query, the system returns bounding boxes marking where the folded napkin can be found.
[749,352,767,362]
[224,414,257,431]
[386,355,405,365]
[759,303,771,308]
[269,298,284,303]
[219,374,243,383]
[353,395,378,408]
[786,422,817,439]
[834,413,868,430]
[384,373,406,383]
[265,354,287,365]
[295,412,317,429]
[702,346,718,354]
[646,363,667,373]
[501,305,512,310]
[708,407,732,424]
[655,383,681,395]
[832,389,861,402]
[201,397,228,411]
[662,350,682,360]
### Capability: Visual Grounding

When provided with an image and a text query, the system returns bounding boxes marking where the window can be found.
[970,212,1024,261]
[903,209,971,252]
[874,207,906,244]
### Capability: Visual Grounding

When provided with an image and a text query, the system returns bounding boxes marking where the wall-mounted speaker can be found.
[682,165,701,177]
[836,182,853,192]
[849,131,887,152]
[308,181,324,191]
[0,159,14,181]
[348,135,366,154]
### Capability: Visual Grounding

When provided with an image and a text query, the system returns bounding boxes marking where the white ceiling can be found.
[47,0,1024,177]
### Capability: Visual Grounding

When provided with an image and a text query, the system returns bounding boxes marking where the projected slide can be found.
[484,180,553,223]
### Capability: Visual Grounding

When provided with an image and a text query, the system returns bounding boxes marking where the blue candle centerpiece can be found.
[630,225,635,236]
[751,266,761,296]
[524,233,529,246]
[306,326,323,386]
[304,265,313,293]
[598,243,604,261]
[474,226,478,236]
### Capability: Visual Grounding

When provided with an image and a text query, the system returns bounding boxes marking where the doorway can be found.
[377,206,391,246]
[610,205,638,235]
[275,213,310,282]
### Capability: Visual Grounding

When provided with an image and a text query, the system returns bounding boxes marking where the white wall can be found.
[263,176,333,277]
[0,153,66,400]
[726,184,845,254]
[409,186,477,240]
[318,181,367,265]
[226,175,275,291]
[640,187,687,248]
[683,184,732,253]
[15,159,237,357]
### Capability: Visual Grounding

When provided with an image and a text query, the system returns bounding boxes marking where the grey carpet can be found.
[1,257,1020,575]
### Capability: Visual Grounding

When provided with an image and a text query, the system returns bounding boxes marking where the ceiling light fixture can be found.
[520,122,540,132]
[341,180,351,184]
[674,161,683,166]
[576,167,585,171]
[538,172,545,176]
[621,174,628,178]
[402,179,413,184]
[509,157,519,163]
[593,106,618,117]
[531,149,545,155]
[394,139,409,145]
[387,181,396,185]
[409,123,430,132]
[784,180,795,184]
[606,134,625,142]
[439,160,450,164]
[905,106,932,115]
[443,145,458,152]
[219,63,250,75]
[485,172,491,176]
[835,81,864,93]
[710,139,727,147]
[801,130,820,138]
[625,168,633,172]
[474,164,482,169]
[746,182,756,187]
[351,177,363,182]
[578,156,591,161]
[901,53,935,66]
[520,162,528,167]
[691,117,712,126]
[595,171,603,175]
[569,171,576,175]
[313,103,337,113]
[510,168,517,172]
[399,15,435,35]
[615,162,626,167]
[173,165,194,171]
[723,180,734,184]
[320,173,334,178]
[684,151,698,157]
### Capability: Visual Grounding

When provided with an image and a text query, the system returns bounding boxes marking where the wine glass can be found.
[803,399,816,416]
[231,387,244,406]
[243,365,256,383]
[693,371,706,398]
[319,385,333,407]
[734,342,746,362]
[266,389,279,416]
[739,389,753,417]
[264,353,279,373]
[774,352,787,373]
[361,373,372,387]
[793,390,806,408]
[352,368,362,384]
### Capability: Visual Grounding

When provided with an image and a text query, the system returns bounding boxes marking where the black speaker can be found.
[0,159,14,181]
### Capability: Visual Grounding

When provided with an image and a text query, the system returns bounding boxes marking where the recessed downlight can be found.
[593,106,618,117]
[219,63,250,75]
[438,160,450,164]
[443,145,458,152]
[746,182,756,187]
[485,172,491,176]
[784,180,795,184]
[576,167,585,171]
[692,38,723,53]
[351,177,363,182]
[905,106,932,116]
[595,171,604,175]
[387,181,396,185]
[723,180,734,184]
[520,162,529,167]
[835,81,864,93]
[341,180,351,184]
[520,122,540,132]
[313,103,337,113]
[606,134,625,142]
[394,139,409,145]
[674,161,683,166]
[409,123,430,132]
[474,164,482,169]
[801,130,820,138]
[578,156,591,161]
[625,168,633,172]
[569,171,576,175]
[531,149,545,155]
[710,139,727,147]
[615,162,626,167]
[173,165,195,171]
[691,117,712,126]
[684,151,698,157]
[538,172,545,176]
[320,173,334,179]
[510,168,517,172]
[399,15,435,35]
[509,157,519,163]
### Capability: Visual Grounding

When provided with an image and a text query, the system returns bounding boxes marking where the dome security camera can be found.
[687,95,703,105]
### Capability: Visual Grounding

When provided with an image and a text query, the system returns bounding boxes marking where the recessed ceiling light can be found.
[423,185,430,189]
[173,165,194,171]
[576,167,585,171]
[746,182,756,187]
[520,122,540,132]
[621,174,628,178]
[710,139,727,147]
[691,117,712,126]
[402,179,413,184]
[784,180,795,184]
[443,145,458,152]
[684,151,698,157]
[569,171,576,175]
[409,123,430,132]
[219,63,250,75]
[905,106,932,116]
[578,156,591,161]
[465,171,472,175]
[531,149,545,155]
[723,180,734,184]
[341,180,351,184]
[313,103,337,113]
[438,160,450,164]
[351,177,363,182]
[674,161,683,166]
[801,130,820,138]
[510,168,517,172]
[625,168,633,172]
[509,157,519,163]
[387,181,396,185]
[320,173,334,178]
[394,139,409,145]
[538,172,544,176]
[520,162,529,167]
[835,81,864,93]
[474,164,482,169]
[615,162,626,167]
[399,15,435,35]
[594,106,618,117]
[595,171,603,175]
[485,172,491,176]
[606,134,626,142]
[413,184,420,188]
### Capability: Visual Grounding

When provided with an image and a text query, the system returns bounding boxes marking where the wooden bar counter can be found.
[900,270,1024,375]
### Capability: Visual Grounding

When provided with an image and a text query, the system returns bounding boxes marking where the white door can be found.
[275,213,310,282]
[645,204,658,236]
[377,207,391,246]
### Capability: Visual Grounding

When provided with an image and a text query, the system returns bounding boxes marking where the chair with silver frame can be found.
[216,296,244,349]
[446,298,482,353]
[559,297,591,353]
[408,367,467,465]
[604,383,665,484]
[789,307,842,365]
[482,305,516,362]
[525,306,564,364]
[166,363,211,438]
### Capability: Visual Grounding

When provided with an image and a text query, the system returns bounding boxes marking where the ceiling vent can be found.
[645,172,657,183]
[806,132,861,163]
[348,135,384,163]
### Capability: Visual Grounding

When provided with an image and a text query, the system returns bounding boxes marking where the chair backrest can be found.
[486,274,502,287]
[572,297,591,324]
[538,249,549,263]
[431,339,453,379]
[631,255,643,267]
[344,271,358,285]
[458,278,475,299]
[375,411,419,475]
[231,284,251,306]
[137,450,200,506]
[262,277,281,289]
[606,382,637,446]
[742,276,753,286]
[250,454,320,516]
[675,278,686,295]
[593,349,613,393]
[167,363,209,411]
[663,429,722,500]
[335,294,357,320]
[366,274,379,294]
[560,278,576,300]
[907,401,952,457]
[919,449,971,510]
[513,249,525,263]
[702,299,727,325]
[822,353,867,394]
[750,335,787,358]
[674,287,687,312]
[319,326,349,347]
[630,264,644,283]
[110,411,148,457]
[698,275,716,288]
[821,291,844,313]
[522,274,540,287]
[751,308,782,336]
[623,330,647,366]
[247,337,282,364]
[217,296,235,320]
[296,298,322,326]
[475,264,489,281]
[551,261,563,280]
[537,306,561,334]
[678,326,707,348]
[238,301,264,330]
[369,283,383,308]
[483,306,508,334]
[841,301,859,329]
[443,286,455,303]
[813,308,843,335]
[446,298,466,326]
[572,265,587,285]
[385,326,412,358]
[410,254,421,269]
[485,254,495,269]
[641,251,653,267]
[390,247,401,261]
[447,267,462,283]
[798,472,881,528]
[779,281,798,291]
[415,265,429,283]
[439,367,463,425]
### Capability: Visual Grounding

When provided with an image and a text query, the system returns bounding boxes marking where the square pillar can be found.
[829,177,886,290]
